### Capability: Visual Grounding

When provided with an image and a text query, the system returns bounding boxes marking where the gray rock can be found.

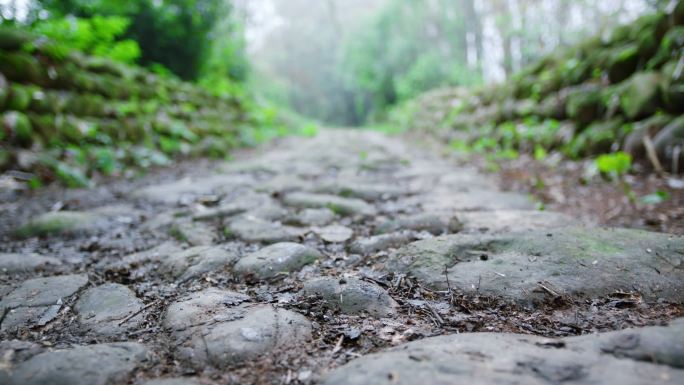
[408,190,534,211]
[0,274,89,330]
[140,211,176,233]
[164,289,311,368]
[314,225,354,243]
[139,379,202,385]
[104,242,182,271]
[227,216,306,243]
[161,246,239,282]
[14,206,139,238]
[375,213,458,235]
[570,317,684,369]
[322,319,684,385]
[302,277,398,317]
[75,283,144,336]
[245,203,290,222]
[286,208,336,226]
[192,192,277,221]
[388,227,684,303]
[316,182,407,201]
[283,192,377,216]
[0,340,44,365]
[15,211,106,238]
[457,210,575,233]
[252,174,314,194]
[349,232,416,255]
[6,342,148,385]
[234,242,323,281]
[0,252,61,273]
[169,220,216,246]
[133,175,253,204]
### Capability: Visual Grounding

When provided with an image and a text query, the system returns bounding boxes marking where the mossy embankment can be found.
[396,4,684,173]
[0,27,271,187]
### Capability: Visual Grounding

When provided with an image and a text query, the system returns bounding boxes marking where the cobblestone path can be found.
[1,130,682,385]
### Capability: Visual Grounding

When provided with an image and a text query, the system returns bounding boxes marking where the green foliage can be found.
[29,16,141,64]
[33,0,236,81]
[641,190,670,205]
[298,124,319,138]
[595,152,632,178]
[54,161,91,188]
[534,145,548,161]
[341,0,481,124]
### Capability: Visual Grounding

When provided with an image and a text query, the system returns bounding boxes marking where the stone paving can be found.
[0,130,682,384]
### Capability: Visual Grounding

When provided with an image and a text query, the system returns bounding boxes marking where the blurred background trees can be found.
[1,0,248,87]
[241,0,665,125]
[0,0,672,123]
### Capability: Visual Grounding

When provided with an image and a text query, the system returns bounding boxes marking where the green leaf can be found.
[534,145,548,161]
[595,152,632,177]
[55,162,91,188]
[641,191,670,205]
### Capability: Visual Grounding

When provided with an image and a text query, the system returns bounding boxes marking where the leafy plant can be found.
[641,191,670,205]
[595,152,632,178]
[596,151,635,203]
[298,124,319,138]
[534,145,548,161]
[29,16,141,64]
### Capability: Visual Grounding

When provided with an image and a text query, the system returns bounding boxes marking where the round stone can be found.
[233,242,323,281]
[302,277,398,317]
[164,289,311,368]
[75,283,144,336]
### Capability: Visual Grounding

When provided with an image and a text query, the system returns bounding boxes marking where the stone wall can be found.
[402,3,684,172]
[0,27,251,186]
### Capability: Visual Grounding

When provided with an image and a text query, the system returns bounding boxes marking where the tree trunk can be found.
[461,0,483,75]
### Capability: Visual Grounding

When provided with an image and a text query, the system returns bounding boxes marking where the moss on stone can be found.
[15,211,102,238]
[565,85,605,126]
[7,83,31,111]
[619,72,661,119]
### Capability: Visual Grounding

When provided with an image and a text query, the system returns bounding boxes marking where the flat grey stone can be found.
[322,319,684,385]
[227,216,306,243]
[457,210,575,233]
[160,246,239,282]
[286,208,336,226]
[234,242,323,281]
[244,202,289,221]
[314,225,354,243]
[105,242,182,270]
[302,277,398,317]
[316,182,407,201]
[139,379,202,385]
[133,175,253,204]
[388,227,684,303]
[283,192,377,216]
[569,317,684,369]
[0,274,89,330]
[14,206,139,239]
[164,289,311,368]
[408,190,534,211]
[169,220,216,246]
[75,283,144,336]
[375,213,458,235]
[6,342,148,385]
[349,232,416,255]
[192,192,277,221]
[0,252,61,273]
[254,174,314,194]
[0,340,44,366]
[15,211,106,238]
